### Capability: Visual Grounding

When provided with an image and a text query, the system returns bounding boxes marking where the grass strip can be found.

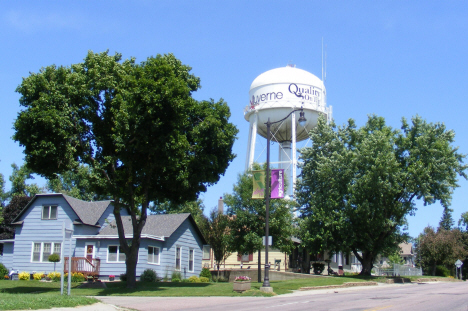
[0,293,98,310]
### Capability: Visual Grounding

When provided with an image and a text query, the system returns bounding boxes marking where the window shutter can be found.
[249,253,253,261]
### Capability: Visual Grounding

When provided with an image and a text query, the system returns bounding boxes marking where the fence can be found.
[373,264,422,276]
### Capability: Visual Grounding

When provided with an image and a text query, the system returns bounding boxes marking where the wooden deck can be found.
[64,257,100,277]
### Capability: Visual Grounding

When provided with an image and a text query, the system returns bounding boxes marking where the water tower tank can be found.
[244,65,332,195]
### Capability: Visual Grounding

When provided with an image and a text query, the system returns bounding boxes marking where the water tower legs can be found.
[245,113,258,171]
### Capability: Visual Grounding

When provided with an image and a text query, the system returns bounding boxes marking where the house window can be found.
[108,245,126,262]
[31,242,61,262]
[189,249,194,272]
[238,253,253,262]
[202,245,210,260]
[148,246,160,265]
[42,205,57,220]
[175,247,181,270]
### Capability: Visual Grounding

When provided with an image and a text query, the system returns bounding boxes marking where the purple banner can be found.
[270,169,285,199]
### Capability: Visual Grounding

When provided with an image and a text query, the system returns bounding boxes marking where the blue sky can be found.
[1,1,467,238]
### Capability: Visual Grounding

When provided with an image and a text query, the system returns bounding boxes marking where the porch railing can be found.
[64,257,100,277]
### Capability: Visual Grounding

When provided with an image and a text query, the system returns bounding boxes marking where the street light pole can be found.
[262,108,306,291]
[263,118,272,288]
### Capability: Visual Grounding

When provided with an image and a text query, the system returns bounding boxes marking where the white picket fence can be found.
[373,264,422,276]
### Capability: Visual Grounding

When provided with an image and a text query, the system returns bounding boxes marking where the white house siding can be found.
[162,219,203,279]
[13,196,77,274]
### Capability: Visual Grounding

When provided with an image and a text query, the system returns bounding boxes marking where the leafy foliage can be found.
[0,173,7,208]
[140,269,158,282]
[0,263,8,278]
[199,267,212,280]
[297,115,467,275]
[13,51,238,288]
[188,276,201,283]
[46,165,104,201]
[9,164,40,198]
[0,195,31,240]
[439,207,455,231]
[415,226,467,275]
[48,253,60,263]
[224,167,296,256]
[199,208,232,276]
[387,250,404,266]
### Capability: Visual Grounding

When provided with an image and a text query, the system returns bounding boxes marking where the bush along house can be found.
[0,194,206,280]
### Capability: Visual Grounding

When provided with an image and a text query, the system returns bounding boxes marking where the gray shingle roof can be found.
[62,194,112,226]
[13,193,113,226]
[98,213,192,238]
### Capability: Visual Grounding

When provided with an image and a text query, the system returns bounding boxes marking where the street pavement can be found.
[29,281,468,311]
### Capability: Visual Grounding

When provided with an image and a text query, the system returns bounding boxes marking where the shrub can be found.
[19,271,30,280]
[48,253,60,262]
[47,271,61,281]
[33,272,45,280]
[171,270,182,281]
[119,273,127,281]
[171,278,180,282]
[199,277,209,283]
[312,262,325,275]
[0,263,9,279]
[141,269,158,282]
[212,275,228,282]
[435,265,451,277]
[199,267,211,280]
[234,276,251,282]
[188,276,201,283]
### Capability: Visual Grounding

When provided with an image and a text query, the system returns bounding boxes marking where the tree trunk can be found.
[354,250,374,276]
[125,244,139,288]
[258,250,262,283]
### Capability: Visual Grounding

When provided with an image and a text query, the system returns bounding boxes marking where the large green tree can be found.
[415,226,467,275]
[13,51,238,288]
[297,115,467,275]
[46,164,104,201]
[9,163,40,197]
[0,195,31,240]
[224,168,296,282]
[0,173,7,208]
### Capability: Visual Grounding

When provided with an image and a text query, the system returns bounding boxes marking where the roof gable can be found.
[14,193,113,226]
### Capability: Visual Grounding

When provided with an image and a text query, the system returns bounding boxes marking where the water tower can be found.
[244,65,332,196]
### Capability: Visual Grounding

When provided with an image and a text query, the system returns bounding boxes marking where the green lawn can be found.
[0,281,98,310]
[0,276,456,310]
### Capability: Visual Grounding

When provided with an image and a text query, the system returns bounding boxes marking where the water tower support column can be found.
[245,113,258,171]
[291,111,297,196]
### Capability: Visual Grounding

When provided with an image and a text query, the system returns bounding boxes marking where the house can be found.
[378,242,415,268]
[0,193,206,280]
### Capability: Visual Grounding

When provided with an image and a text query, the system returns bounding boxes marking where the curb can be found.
[299,281,378,291]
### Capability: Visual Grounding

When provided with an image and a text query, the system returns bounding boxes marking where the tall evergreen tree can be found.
[439,207,455,231]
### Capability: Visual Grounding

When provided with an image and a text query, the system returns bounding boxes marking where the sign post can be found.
[455,259,463,280]
[61,223,74,295]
